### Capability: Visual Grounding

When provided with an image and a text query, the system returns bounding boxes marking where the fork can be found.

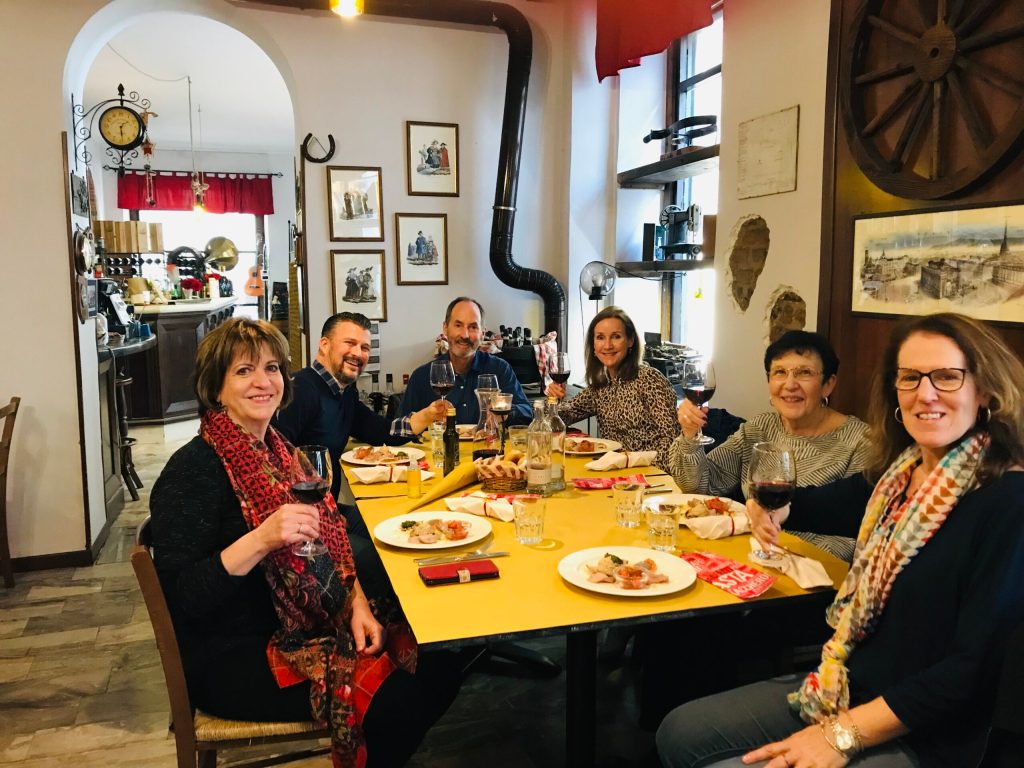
[415,540,492,566]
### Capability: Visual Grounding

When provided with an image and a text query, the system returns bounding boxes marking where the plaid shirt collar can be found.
[312,359,347,399]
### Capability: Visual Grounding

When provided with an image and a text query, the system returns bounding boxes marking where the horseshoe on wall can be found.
[301,133,335,163]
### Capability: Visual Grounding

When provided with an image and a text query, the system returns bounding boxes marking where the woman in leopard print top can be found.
[545,306,679,469]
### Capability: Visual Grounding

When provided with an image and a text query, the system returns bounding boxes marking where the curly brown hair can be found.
[866,313,1024,484]
[194,317,293,416]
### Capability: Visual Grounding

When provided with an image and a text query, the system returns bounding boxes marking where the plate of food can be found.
[340,446,426,466]
[373,511,492,550]
[557,546,696,597]
[643,493,746,525]
[562,436,623,456]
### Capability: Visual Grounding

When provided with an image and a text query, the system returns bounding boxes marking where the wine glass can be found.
[477,373,499,393]
[490,392,514,455]
[429,358,456,401]
[682,359,716,446]
[290,445,331,558]
[548,353,571,398]
[747,442,795,566]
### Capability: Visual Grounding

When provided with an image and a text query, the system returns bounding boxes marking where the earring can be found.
[894,406,903,423]
[978,406,992,426]
[822,396,830,408]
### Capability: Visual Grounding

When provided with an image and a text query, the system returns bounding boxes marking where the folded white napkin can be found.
[684,512,750,539]
[350,465,435,484]
[749,539,832,589]
[443,491,514,522]
[584,450,658,471]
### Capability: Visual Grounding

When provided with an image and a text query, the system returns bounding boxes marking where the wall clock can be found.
[840,0,1024,199]
[98,105,145,151]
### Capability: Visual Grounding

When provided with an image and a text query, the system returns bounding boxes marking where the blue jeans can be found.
[656,676,921,768]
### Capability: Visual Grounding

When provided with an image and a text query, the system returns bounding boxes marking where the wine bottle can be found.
[526,399,552,495]
[442,406,459,476]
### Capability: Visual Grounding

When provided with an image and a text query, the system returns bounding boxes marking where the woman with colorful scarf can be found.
[150,318,459,768]
[656,313,1024,768]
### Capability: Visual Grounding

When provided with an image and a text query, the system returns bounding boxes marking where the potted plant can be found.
[180,276,203,299]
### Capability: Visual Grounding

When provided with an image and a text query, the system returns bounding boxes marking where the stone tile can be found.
[95,621,154,646]
[0,704,80,736]
[0,600,64,621]
[0,619,27,639]
[0,627,98,655]
[24,584,102,601]
[24,711,168,757]
[27,647,115,679]
[23,594,134,635]
[1,664,112,708]
[73,683,170,724]
[72,561,135,581]
[0,657,32,683]
[0,733,34,762]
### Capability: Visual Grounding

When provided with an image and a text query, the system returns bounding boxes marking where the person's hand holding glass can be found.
[746,442,795,566]
[679,359,716,446]
[289,445,331,558]
[544,353,572,400]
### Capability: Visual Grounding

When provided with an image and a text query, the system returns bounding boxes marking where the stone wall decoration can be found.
[766,285,807,343]
[852,202,1024,323]
[726,215,770,311]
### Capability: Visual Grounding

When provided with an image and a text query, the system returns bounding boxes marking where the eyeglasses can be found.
[767,366,822,382]
[894,368,968,392]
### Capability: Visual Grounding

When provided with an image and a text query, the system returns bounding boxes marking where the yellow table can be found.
[344,445,847,767]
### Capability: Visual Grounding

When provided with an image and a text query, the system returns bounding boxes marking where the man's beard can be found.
[335,357,364,385]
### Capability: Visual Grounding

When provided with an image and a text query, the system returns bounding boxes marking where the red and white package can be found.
[571,473,651,490]
[681,551,775,600]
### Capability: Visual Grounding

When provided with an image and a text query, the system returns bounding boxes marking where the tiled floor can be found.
[0,422,658,767]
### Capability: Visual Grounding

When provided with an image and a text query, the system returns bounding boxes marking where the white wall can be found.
[711,0,831,419]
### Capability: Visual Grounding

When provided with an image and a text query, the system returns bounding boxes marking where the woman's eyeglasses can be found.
[767,366,821,382]
[894,368,967,392]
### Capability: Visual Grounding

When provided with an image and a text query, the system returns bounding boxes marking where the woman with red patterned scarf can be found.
[150,318,459,767]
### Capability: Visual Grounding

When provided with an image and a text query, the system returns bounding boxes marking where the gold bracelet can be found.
[820,721,846,758]
[842,714,864,753]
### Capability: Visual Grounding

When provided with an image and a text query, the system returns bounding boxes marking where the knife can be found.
[415,551,510,566]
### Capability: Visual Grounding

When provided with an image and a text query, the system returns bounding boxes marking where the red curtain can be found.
[117,171,275,214]
[596,0,714,82]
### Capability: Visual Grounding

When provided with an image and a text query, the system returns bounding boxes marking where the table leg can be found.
[565,630,597,768]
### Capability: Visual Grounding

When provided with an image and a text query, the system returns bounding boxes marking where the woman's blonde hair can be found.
[194,318,292,416]
[866,312,1024,483]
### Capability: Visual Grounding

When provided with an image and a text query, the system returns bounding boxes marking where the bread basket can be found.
[474,452,528,492]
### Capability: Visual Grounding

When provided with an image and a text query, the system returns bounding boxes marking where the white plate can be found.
[340,446,426,466]
[373,511,492,550]
[643,493,746,526]
[563,437,623,456]
[557,546,696,597]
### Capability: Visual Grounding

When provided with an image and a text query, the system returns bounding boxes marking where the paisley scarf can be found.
[201,410,417,768]
[789,431,989,722]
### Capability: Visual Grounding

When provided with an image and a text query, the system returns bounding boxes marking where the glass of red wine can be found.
[548,353,571,397]
[290,445,331,558]
[747,442,795,566]
[682,359,716,446]
[430,358,456,402]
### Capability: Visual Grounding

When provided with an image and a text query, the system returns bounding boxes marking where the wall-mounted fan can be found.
[579,261,616,301]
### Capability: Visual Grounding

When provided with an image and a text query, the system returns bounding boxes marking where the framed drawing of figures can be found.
[851,201,1024,324]
[406,121,459,197]
[328,166,384,241]
[395,213,448,285]
[330,250,387,321]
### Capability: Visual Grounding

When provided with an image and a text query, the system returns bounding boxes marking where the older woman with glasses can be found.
[657,312,1024,768]
[668,330,870,561]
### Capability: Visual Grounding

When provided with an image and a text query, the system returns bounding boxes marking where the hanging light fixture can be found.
[329,0,364,18]
[187,76,208,212]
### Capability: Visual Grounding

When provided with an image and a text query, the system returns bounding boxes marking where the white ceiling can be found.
[84,12,294,155]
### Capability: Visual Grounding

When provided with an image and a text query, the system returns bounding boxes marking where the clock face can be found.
[98,106,144,151]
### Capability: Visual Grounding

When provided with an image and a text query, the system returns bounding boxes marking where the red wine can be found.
[549,371,571,385]
[751,481,794,510]
[684,386,715,406]
[432,383,454,398]
[292,480,329,504]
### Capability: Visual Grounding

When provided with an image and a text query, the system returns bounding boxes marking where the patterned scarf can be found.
[201,410,416,768]
[789,431,989,722]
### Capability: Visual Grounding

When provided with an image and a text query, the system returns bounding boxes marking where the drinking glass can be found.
[490,392,514,454]
[290,445,331,558]
[747,442,795,566]
[613,481,644,528]
[477,373,499,392]
[646,501,680,552]
[429,359,456,403]
[512,495,545,545]
[548,353,571,397]
[682,359,716,446]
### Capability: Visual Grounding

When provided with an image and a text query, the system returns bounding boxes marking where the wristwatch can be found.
[823,715,863,757]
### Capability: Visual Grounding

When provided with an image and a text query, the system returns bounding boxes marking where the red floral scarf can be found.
[201,410,416,768]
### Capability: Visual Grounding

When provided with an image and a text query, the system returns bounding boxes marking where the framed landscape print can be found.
[330,250,387,321]
[328,166,383,241]
[851,201,1024,324]
[395,213,448,285]
[406,121,459,197]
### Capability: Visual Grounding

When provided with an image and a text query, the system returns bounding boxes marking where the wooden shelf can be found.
[617,144,720,188]
[616,259,713,276]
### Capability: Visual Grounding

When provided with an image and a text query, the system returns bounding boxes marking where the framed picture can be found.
[330,250,387,321]
[328,166,383,241]
[70,172,90,217]
[406,121,459,197]
[395,213,448,285]
[851,201,1024,323]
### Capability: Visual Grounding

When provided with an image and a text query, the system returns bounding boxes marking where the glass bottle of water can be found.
[526,398,552,495]
[546,396,566,493]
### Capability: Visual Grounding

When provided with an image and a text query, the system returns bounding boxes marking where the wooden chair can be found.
[131,516,330,768]
[0,396,20,589]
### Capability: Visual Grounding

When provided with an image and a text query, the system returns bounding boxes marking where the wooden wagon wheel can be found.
[840,0,1024,199]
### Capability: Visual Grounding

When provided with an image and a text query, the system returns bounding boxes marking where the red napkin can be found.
[680,552,775,599]
[571,473,651,490]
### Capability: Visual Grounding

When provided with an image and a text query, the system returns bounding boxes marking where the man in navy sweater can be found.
[398,297,532,425]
